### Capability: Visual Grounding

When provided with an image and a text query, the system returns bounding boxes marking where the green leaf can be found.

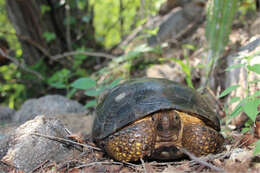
[225,63,244,71]
[85,89,100,97]
[229,101,243,119]
[249,79,260,84]
[84,100,97,109]
[43,32,56,42]
[228,96,240,105]
[252,91,260,98]
[82,16,90,23]
[182,44,196,50]
[49,82,66,89]
[241,127,250,134]
[170,57,194,88]
[47,69,71,89]
[108,77,122,89]
[64,16,76,25]
[253,139,260,155]
[40,5,50,14]
[243,98,260,122]
[219,85,240,98]
[248,64,260,74]
[71,78,96,90]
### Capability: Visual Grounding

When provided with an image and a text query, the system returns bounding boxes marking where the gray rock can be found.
[13,95,85,123]
[0,135,10,160]
[146,63,185,83]
[148,1,204,46]
[0,106,15,124]
[1,115,72,172]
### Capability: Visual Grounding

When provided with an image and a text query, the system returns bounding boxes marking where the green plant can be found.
[0,64,25,108]
[219,52,260,155]
[71,77,122,109]
[204,0,238,89]
[47,68,72,91]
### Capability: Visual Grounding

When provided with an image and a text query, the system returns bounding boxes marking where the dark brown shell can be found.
[92,78,221,140]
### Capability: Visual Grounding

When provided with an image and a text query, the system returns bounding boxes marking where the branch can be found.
[0,30,52,59]
[0,49,44,80]
[51,50,116,60]
[180,148,226,173]
[31,132,102,151]
[0,30,115,62]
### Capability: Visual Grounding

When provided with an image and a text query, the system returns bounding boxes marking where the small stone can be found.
[1,115,73,172]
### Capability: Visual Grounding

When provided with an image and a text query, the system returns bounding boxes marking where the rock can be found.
[0,135,9,160]
[1,115,72,172]
[225,36,260,127]
[54,113,94,135]
[0,132,5,140]
[159,0,189,15]
[146,63,185,83]
[0,106,15,123]
[148,1,204,46]
[13,95,85,123]
[230,148,253,162]
[251,16,260,35]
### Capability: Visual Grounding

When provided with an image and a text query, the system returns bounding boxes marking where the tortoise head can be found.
[153,110,181,142]
[152,110,184,160]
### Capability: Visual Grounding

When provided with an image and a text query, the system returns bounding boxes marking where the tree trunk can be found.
[5,0,96,66]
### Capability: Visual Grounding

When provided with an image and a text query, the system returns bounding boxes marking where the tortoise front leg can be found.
[182,124,224,156]
[102,116,156,162]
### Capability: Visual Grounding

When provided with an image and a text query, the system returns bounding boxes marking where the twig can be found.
[75,161,123,168]
[0,49,44,80]
[0,30,115,61]
[180,148,226,173]
[140,158,147,173]
[31,160,50,173]
[51,50,116,60]
[205,87,224,109]
[31,132,101,151]
[0,30,52,59]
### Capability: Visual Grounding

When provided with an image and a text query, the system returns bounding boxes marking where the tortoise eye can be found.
[173,111,180,121]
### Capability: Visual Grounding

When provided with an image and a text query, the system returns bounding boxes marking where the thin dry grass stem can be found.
[180,148,226,173]
[31,132,101,151]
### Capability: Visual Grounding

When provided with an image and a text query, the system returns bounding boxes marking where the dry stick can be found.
[0,30,53,59]
[0,30,115,61]
[140,158,147,173]
[75,161,123,168]
[31,160,50,173]
[51,51,116,60]
[180,148,226,173]
[0,49,44,80]
[31,132,101,151]
[206,87,224,110]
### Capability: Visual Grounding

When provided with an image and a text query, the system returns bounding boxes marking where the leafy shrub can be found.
[71,77,122,108]
[219,53,260,154]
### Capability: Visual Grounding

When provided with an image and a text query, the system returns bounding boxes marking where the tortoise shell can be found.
[92,78,220,141]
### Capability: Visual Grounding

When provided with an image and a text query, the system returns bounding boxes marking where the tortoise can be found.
[92,78,224,162]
